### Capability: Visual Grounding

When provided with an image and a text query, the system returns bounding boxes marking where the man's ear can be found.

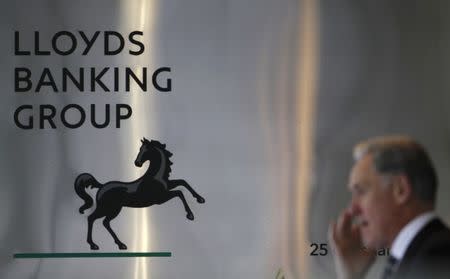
[392,175,412,204]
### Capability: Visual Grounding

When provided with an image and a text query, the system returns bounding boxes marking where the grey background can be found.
[1,1,450,279]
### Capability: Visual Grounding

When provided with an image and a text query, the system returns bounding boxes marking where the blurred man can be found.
[329,136,450,279]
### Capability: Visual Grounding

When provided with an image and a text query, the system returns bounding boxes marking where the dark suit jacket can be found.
[392,218,450,279]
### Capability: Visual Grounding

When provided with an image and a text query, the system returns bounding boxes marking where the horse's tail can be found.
[74,173,102,214]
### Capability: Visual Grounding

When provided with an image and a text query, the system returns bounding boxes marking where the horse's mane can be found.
[146,139,173,180]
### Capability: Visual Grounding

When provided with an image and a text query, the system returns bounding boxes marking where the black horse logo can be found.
[75,138,205,250]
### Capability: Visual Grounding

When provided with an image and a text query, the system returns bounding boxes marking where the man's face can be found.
[348,154,397,249]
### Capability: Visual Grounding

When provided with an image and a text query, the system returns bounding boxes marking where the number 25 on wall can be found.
[310,243,328,256]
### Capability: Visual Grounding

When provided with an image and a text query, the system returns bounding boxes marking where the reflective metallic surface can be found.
[1,1,450,279]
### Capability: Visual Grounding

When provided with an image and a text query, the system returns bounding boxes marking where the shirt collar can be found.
[390,211,437,260]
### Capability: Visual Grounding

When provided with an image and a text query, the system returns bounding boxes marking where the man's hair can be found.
[353,136,438,204]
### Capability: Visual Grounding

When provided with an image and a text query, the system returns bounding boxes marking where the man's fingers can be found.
[350,223,362,240]
[351,223,360,234]
[337,210,352,236]
[336,211,345,233]
[342,209,353,232]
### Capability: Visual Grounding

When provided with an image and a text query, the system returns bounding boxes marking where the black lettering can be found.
[377,248,389,256]
[36,68,58,92]
[15,67,32,92]
[116,104,132,128]
[14,31,31,55]
[14,105,33,129]
[105,31,125,55]
[79,31,100,55]
[52,31,77,55]
[91,104,110,128]
[310,243,319,256]
[114,67,119,91]
[62,68,84,92]
[129,31,145,55]
[61,104,86,129]
[310,243,328,256]
[90,67,109,91]
[152,67,171,92]
[126,67,147,91]
[40,105,57,129]
[34,31,51,55]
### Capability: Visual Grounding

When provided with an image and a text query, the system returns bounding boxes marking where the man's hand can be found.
[328,209,376,279]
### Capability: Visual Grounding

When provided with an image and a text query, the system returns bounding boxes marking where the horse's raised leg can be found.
[87,213,101,250]
[160,190,195,220]
[103,208,127,250]
[168,179,205,203]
